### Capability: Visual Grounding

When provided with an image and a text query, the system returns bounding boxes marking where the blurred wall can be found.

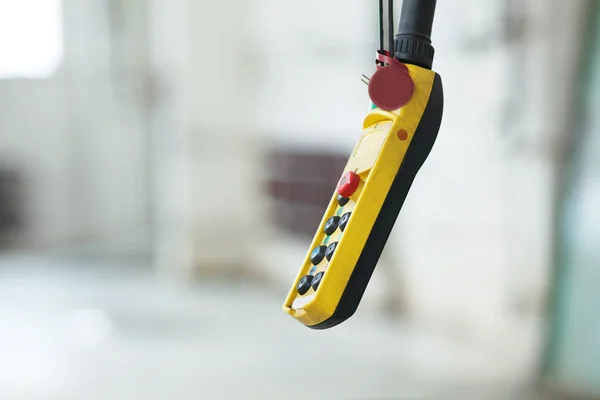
[0,77,71,247]
[147,0,264,277]
[0,0,151,251]
[542,0,600,395]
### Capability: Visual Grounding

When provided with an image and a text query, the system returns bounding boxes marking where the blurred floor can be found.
[0,254,538,400]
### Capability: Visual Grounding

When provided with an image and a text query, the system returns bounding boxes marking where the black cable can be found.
[388,0,394,53]
[378,0,384,51]
[397,0,436,39]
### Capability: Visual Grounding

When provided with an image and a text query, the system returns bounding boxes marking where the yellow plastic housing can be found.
[282,64,437,327]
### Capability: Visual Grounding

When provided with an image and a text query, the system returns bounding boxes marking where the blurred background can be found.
[0,0,598,398]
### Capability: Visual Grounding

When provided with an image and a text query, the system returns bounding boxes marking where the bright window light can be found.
[0,0,64,79]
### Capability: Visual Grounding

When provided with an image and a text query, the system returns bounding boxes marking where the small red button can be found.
[337,171,360,198]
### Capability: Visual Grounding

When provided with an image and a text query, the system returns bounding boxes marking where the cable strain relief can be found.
[393,34,435,69]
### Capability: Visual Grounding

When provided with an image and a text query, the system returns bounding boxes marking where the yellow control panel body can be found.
[282,64,443,329]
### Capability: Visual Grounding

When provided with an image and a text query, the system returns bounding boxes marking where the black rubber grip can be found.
[397,0,437,39]
[394,0,438,69]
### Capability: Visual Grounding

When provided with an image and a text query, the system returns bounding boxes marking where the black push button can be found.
[325,242,337,261]
[339,212,351,232]
[337,194,349,207]
[310,245,327,265]
[297,275,313,295]
[312,271,324,291]
[324,216,340,236]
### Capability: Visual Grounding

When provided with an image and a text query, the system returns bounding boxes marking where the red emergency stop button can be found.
[337,171,360,198]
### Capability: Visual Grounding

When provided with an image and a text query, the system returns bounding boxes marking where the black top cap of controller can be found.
[393,0,437,70]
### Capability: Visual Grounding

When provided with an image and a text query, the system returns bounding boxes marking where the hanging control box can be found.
[283,63,444,329]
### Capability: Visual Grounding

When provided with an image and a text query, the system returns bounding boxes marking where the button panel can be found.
[287,110,414,314]
[292,178,359,302]
[291,124,381,304]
